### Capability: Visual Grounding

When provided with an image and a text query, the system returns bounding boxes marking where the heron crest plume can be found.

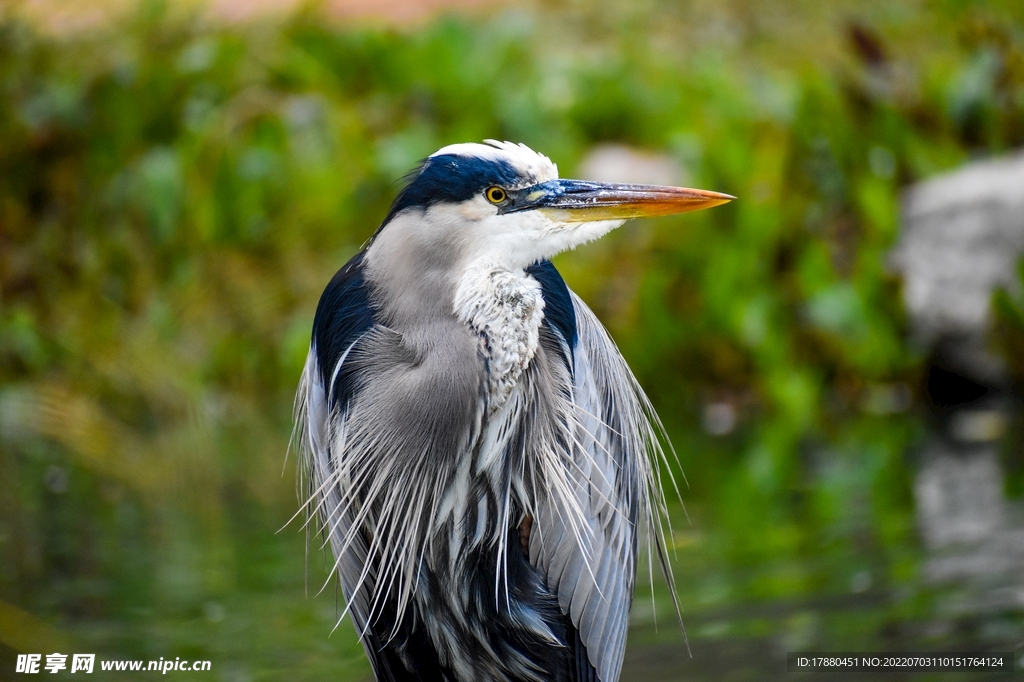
[292,140,731,682]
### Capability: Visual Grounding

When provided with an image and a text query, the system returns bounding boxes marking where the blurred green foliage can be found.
[1,0,1023,678]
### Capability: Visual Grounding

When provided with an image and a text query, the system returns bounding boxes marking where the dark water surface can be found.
[3,481,1023,682]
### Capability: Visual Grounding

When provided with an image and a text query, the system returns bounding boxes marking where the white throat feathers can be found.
[454,266,545,414]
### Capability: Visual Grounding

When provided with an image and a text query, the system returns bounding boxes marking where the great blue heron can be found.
[294,141,732,682]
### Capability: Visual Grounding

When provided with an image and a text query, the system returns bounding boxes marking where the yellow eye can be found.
[485,186,507,204]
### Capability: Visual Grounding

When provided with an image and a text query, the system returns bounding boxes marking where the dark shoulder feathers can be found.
[312,250,376,409]
[527,260,578,363]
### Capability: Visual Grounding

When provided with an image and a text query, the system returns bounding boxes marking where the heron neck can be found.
[363,209,463,343]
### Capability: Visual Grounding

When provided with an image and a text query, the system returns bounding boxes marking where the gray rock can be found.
[576,144,685,187]
[891,149,1024,381]
[893,151,1024,596]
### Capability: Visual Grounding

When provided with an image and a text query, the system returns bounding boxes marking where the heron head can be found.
[377,140,733,270]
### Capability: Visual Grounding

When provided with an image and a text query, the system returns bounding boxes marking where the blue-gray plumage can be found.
[293,141,732,682]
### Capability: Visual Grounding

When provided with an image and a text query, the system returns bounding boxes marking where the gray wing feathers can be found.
[293,351,383,674]
[532,293,673,682]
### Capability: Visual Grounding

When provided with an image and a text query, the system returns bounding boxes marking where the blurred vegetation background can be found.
[1,0,1023,679]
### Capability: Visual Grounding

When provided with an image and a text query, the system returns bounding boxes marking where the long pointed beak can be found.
[512,179,734,222]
